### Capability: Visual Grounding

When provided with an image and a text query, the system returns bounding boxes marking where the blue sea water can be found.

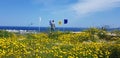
[0,26,86,32]
[0,26,119,32]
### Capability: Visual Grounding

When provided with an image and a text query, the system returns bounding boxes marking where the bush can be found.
[97,30,107,39]
[109,44,120,58]
[0,30,16,38]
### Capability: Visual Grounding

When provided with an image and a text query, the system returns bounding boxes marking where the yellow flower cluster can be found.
[58,32,91,42]
[0,33,119,58]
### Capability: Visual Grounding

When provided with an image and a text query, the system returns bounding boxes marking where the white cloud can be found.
[71,0,120,15]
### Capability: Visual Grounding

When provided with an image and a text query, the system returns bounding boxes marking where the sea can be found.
[0,26,119,32]
[0,26,86,32]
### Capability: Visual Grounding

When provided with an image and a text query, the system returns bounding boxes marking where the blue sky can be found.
[0,0,120,28]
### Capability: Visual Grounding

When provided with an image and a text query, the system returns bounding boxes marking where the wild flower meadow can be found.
[0,28,120,58]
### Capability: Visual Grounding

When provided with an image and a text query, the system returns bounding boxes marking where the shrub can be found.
[0,30,16,38]
[109,44,120,58]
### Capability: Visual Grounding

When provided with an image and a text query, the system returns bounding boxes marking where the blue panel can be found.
[64,19,68,24]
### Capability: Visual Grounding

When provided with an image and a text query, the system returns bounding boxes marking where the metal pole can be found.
[39,17,41,32]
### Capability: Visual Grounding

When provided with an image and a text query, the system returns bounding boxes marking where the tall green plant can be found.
[0,30,16,38]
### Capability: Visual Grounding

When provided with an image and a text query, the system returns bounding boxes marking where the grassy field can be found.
[0,28,120,58]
